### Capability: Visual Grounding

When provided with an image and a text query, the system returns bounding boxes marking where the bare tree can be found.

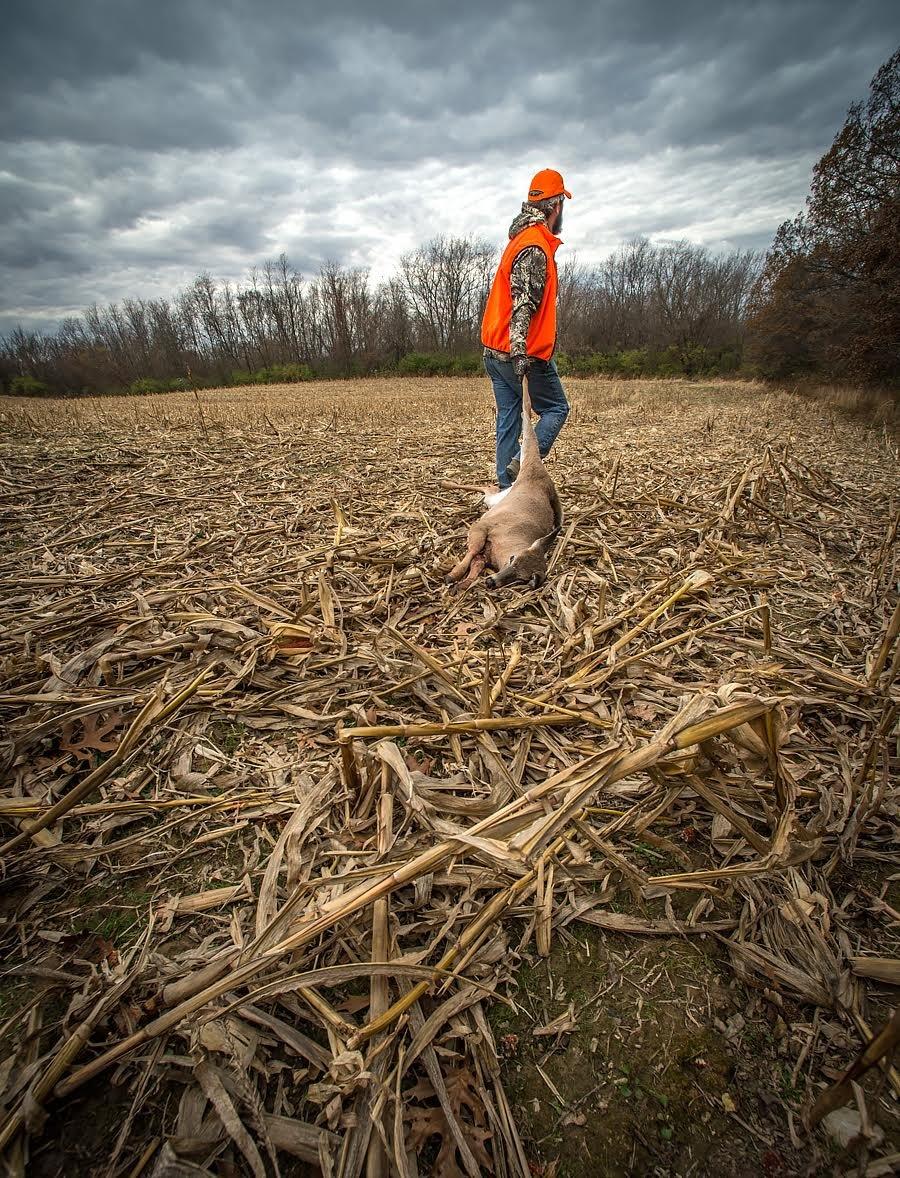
[400,236,494,351]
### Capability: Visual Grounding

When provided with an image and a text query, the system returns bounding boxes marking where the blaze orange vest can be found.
[481,222,560,360]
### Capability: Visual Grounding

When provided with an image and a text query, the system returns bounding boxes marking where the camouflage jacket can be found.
[484,204,552,363]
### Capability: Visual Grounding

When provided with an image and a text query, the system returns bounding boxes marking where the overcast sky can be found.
[1,0,897,335]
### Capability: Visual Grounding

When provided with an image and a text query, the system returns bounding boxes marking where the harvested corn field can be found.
[0,376,898,1178]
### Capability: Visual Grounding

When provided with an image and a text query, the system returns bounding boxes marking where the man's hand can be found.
[512,354,532,379]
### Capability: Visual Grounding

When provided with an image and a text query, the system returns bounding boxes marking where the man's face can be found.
[550,200,564,234]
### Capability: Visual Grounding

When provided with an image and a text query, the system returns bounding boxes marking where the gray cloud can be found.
[1,0,897,333]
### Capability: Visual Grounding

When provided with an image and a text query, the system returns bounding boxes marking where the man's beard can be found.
[552,205,563,233]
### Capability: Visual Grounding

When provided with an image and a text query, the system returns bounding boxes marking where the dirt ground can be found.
[1,377,898,1177]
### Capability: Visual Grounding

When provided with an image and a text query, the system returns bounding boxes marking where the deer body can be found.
[446,378,562,591]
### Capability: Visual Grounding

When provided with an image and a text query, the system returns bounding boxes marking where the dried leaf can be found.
[405,1068,493,1178]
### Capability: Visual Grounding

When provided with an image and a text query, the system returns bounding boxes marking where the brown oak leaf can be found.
[59,711,125,764]
[404,1068,493,1177]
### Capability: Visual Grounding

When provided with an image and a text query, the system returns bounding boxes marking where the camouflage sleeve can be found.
[509,246,547,358]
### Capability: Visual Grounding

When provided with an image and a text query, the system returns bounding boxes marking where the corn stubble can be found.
[0,377,898,1175]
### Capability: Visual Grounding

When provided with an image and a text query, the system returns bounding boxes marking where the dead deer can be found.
[445,377,562,591]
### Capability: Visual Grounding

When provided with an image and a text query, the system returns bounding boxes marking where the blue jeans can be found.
[484,353,569,488]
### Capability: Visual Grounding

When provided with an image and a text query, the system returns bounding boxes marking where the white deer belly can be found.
[483,487,512,508]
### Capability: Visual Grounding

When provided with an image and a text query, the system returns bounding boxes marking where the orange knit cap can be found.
[527,169,572,201]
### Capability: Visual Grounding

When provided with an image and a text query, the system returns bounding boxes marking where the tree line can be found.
[1,237,759,397]
[746,48,899,388]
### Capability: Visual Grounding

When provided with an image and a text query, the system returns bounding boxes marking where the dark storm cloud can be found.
[1,0,897,333]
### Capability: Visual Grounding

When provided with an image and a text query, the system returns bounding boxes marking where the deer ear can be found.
[529,527,561,556]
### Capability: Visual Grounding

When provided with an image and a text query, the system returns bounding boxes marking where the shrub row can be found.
[395,352,483,377]
[392,348,742,379]
[555,345,742,378]
[128,376,193,395]
[228,362,316,385]
[10,374,51,396]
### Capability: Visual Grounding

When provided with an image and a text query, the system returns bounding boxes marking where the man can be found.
[481,168,571,488]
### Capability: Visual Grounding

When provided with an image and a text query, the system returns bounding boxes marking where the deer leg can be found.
[454,553,487,592]
[440,479,496,496]
[446,524,488,584]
